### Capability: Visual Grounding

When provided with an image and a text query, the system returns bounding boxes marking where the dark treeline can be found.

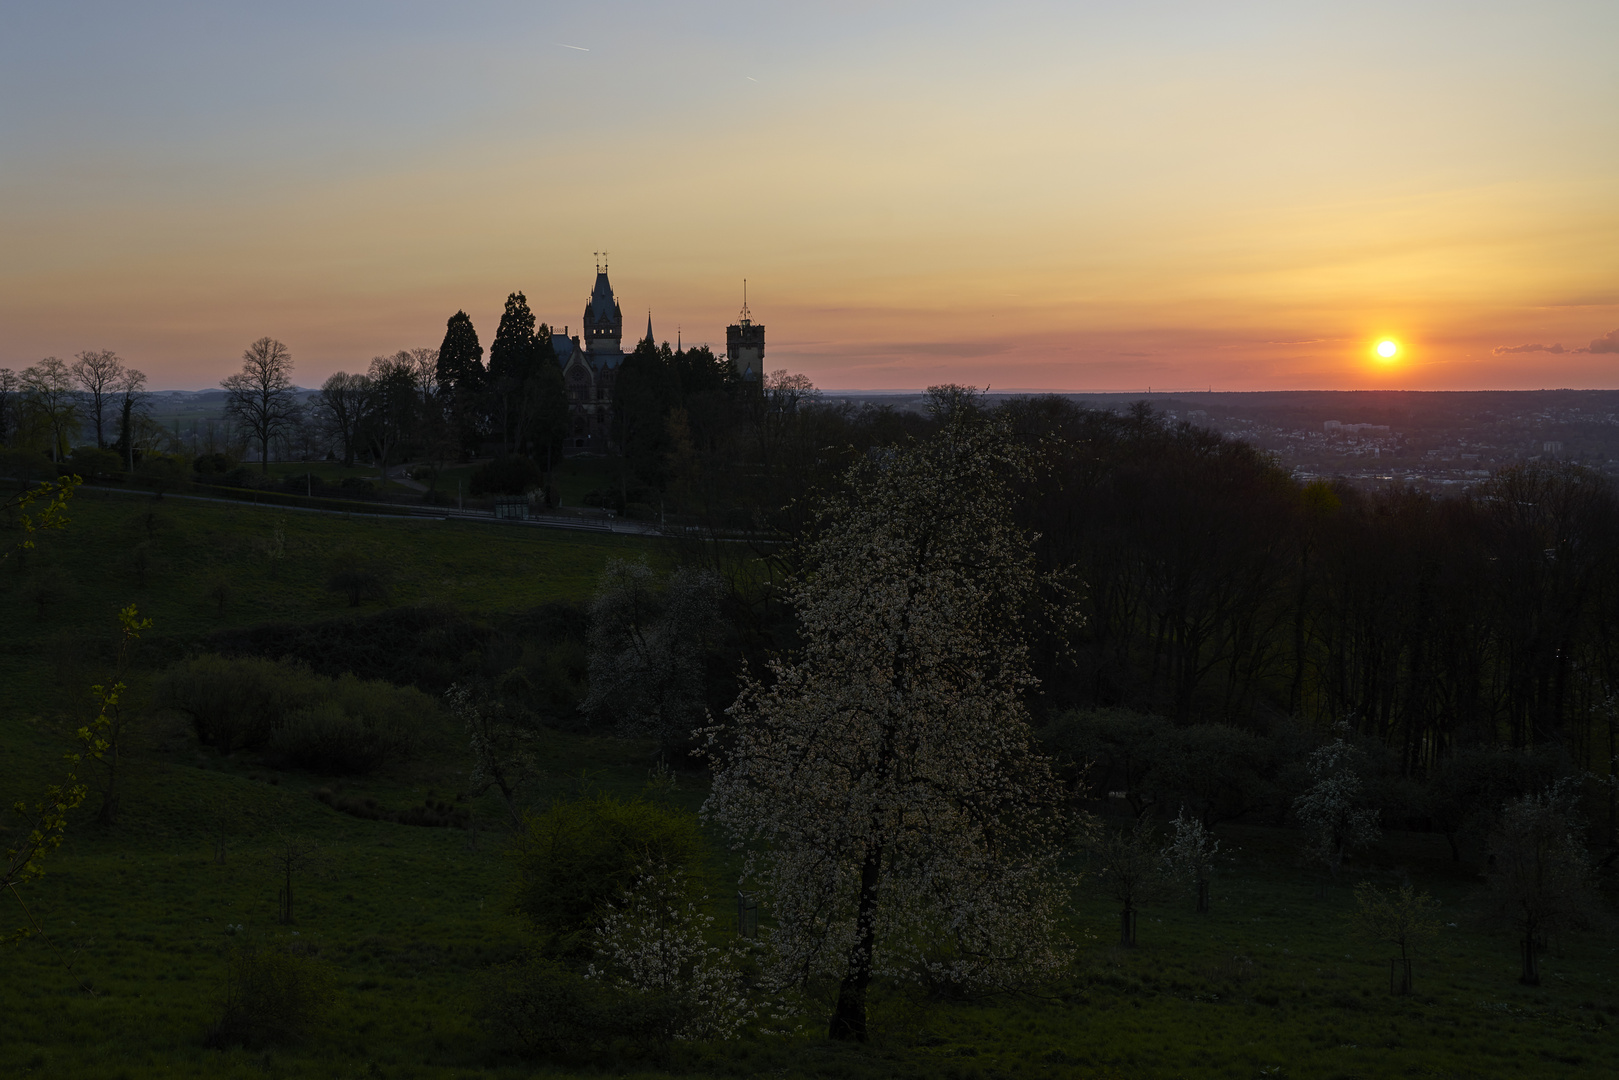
[1002,398,1619,778]
[644,388,1619,804]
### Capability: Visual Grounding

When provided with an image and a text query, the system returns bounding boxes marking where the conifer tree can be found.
[435,310,485,394]
[489,291,539,384]
[489,292,542,453]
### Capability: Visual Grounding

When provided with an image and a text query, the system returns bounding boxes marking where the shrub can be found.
[220,466,272,490]
[157,655,320,751]
[469,454,543,496]
[193,452,237,475]
[68,446,123,478]
[269,677,435,773]
[137,454,189,492]
[339,476,375,496]
[0,448,54,482]
[206,943,334,1048]
[587,863,752,1040]
[156,655,437,771]
[515,794,705,956]
[315,786,469,828]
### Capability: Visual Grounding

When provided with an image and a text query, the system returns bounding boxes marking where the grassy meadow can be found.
[2,485,1616,1079]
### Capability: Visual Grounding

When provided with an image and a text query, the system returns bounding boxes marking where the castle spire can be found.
[645,310,654,347]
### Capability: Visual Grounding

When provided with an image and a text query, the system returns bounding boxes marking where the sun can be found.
[1376,339,1398,359]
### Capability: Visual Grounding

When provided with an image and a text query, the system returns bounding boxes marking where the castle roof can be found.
[586,270,620,325]
[552,331,581,365]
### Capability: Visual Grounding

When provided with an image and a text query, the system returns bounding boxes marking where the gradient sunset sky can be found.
[3,1,1616,391]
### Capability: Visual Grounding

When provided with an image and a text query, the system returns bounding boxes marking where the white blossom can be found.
[586,863,753,1041]
[1293,734,1379,878]
[701,411,1076,1040]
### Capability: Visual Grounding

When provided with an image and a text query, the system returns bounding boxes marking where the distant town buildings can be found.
[1324,420,1391,436]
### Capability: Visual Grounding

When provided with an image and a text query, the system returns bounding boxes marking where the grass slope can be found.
[3,487,1615,1079]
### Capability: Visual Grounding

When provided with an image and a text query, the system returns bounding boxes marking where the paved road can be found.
[80,484,664,536]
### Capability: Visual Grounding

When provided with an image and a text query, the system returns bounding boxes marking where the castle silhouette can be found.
[549,260,764,452]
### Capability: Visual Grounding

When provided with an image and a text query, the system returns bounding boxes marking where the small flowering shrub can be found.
[1293,734,1380,880]
[586,863,753,1041]
[1163,808,1220,899]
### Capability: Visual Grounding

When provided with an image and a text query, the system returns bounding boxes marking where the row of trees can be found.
[228,296,573,481]
[0,352,149,467]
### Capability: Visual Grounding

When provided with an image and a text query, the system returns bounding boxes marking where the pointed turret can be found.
[644,311,655,348]
[581,262,624,366]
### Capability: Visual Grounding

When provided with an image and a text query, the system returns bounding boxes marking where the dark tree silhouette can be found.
[222,338,298,473]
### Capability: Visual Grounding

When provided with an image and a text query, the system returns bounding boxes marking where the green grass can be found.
[3,487,1616,1078]
[1,485,653,641]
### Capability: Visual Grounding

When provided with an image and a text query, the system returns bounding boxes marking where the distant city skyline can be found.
[3,1,1616,392]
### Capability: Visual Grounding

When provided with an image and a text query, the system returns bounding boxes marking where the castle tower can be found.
[582,254,624,367]
[725,280,764,383]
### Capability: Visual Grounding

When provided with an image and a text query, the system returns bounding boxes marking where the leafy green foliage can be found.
[156,655,435,772]
[514,794,704,957]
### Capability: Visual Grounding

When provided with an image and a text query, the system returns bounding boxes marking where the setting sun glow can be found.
[1377,340,1399,360]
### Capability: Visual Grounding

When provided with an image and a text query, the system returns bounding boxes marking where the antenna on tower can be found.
[739,279,751,325]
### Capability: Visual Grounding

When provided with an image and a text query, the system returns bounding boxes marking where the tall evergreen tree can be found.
[489,292,543,453]
[436,311,486,394]
[488,292,539,384]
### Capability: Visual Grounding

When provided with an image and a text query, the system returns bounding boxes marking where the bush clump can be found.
[515,794,705,956]
[207,943,334,1048]
[68,446,123,478]
[193,452,237,475]
[315,786,469,828]
[157,655,436,771]
[469,454,543,496]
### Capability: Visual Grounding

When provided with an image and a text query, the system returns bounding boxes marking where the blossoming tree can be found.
[702,413,1073,1041]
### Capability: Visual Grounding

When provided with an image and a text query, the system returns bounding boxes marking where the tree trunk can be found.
[828,842,883,1042]
[1519,936,1540,985]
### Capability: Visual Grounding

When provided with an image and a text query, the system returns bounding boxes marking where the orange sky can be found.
[2,2,1616,391]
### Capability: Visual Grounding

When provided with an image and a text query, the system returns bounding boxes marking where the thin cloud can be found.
[558,43,589,51]
[1494,342,1565,355]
